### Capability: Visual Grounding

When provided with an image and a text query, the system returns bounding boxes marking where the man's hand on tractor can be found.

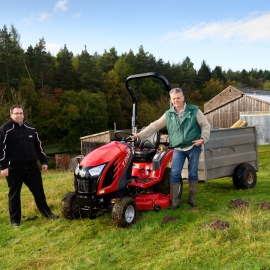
[131,134,139,140]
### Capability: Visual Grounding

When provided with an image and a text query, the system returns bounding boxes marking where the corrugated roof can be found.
[234,86,270,103]
[235,87,270,95]
[245,93,270,103]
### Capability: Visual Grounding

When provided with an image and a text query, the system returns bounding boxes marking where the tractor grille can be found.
[77,177,98,193]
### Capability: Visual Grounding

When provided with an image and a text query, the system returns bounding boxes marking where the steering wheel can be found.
[114,130,136,143]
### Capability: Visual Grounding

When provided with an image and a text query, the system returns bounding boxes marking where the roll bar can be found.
[125,72,171,133]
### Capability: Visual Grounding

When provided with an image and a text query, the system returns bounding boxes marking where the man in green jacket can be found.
[131,88,211,209]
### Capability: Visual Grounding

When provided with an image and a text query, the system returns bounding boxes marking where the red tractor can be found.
[61,72,182,227]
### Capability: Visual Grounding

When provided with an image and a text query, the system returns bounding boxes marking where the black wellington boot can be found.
[188,180,198,207]
[169,183,180,210]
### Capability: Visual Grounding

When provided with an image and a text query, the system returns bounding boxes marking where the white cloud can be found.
[23,13,35,27]
[55,0,68,12]
[162,12,270,43]
[24,0,68,25]
[73,12,81,19]
[39,13,51,22]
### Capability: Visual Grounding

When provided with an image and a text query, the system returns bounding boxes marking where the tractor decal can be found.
[122,148,131,168]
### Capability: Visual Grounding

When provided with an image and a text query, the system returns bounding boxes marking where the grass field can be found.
[1,145,270,270]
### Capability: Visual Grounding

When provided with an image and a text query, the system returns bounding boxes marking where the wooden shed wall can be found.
[204,86,243,113]
[205,95,270,128]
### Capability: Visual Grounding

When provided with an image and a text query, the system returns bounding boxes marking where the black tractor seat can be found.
[133,148,157,161]
[133,129,160,162]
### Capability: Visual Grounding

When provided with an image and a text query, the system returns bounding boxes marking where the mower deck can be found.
[135,193,171,211]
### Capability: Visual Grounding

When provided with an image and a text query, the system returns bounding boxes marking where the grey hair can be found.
[169,88,184,97]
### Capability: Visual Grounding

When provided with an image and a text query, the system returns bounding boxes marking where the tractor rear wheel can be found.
[111,197,137,228]
[153,167,171,194]
[61,191,82,219]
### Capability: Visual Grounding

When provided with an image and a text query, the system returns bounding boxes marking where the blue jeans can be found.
[170,145,202,183]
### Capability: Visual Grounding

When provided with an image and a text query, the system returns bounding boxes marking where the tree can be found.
[98,47,119,73]
[113,56,133,82]
[212,66,225,83]
[35,96,61,143]
[56,44,75,90]
[190,90,203,105]
[101,70,127,129]
[224,79,237,88]
[239,69,250,87]
[137,94,171,128]
[225,69,239,82]
[135,45,149,74]
[24,43,55,88]
[137,78,165,102]
[170,63,182,86]
[201,78,224,101]
[43,51,56,88]
[77,46,98,91]
[0,25,23,93]
[196,60,212,89]
[58,90,108,150]
[0,101,10,126]
[263,81,270,90]
[33,38,47,88]
[137,101,157,128]
[263,70,270,81]
[124,49,136,70]
[147,54,157,73]
[155,94,170,117]
[18,78,37,122]
[179,57,196,99]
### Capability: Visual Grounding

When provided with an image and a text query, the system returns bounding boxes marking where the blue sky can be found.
[1,0,270,72]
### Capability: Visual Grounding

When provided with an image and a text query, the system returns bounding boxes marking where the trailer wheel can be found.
[61,191,82,219]
[153,167,171,194]
[112,197,137,228]
[232,163,257,189]
[232,164,244,189]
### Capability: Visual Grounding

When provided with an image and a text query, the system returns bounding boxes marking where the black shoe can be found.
[45,213,59,219]
[12,222,20,227]
[39,208,60,219]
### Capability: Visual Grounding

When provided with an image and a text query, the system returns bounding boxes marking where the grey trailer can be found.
[182,126,258,189]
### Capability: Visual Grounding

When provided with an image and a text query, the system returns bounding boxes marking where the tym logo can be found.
[122,148,131,167]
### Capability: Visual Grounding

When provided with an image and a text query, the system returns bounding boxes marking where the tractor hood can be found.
[80,141,130,167]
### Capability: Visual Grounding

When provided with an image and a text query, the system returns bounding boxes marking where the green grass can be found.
[1,146,270,269]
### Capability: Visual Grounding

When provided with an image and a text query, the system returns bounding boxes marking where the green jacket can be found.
[165,102,201,148]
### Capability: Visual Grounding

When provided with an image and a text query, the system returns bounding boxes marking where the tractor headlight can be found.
[88,164,106,177]
[74,164,80,175]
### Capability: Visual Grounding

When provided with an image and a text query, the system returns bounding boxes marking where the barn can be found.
[204,86,270,128]
[204,86,270,144]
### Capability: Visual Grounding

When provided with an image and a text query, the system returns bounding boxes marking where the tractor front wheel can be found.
[112,197,137,228]
[61,191,82,219]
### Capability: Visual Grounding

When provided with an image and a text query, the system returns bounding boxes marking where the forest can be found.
[1,24,270,150]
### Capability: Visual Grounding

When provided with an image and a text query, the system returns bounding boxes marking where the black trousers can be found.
[6,163,51,223]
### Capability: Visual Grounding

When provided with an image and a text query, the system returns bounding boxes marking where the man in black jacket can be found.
[0,105,59,227]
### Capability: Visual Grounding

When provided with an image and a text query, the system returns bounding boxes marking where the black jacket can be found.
[0,118,47,170]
